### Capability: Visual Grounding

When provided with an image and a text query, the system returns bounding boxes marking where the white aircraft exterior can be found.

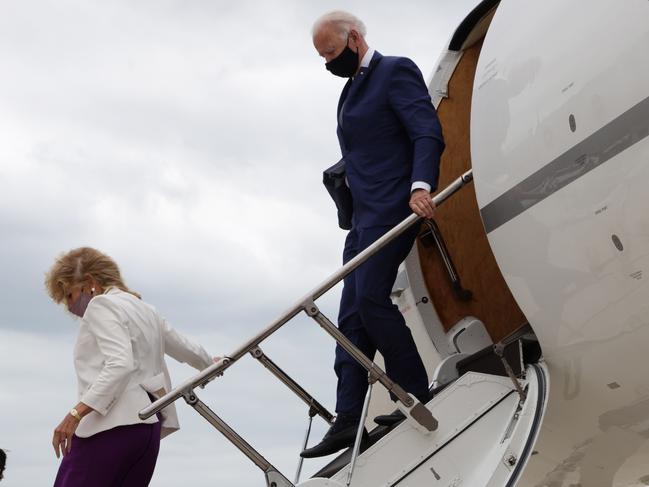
[471,0,649,485]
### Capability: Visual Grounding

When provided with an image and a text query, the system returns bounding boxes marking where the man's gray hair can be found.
[312,10,367,40]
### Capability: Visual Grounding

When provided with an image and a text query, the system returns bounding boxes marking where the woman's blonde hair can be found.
[45,247,140,303]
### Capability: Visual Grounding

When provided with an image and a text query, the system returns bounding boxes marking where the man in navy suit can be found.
[302,11,444,458]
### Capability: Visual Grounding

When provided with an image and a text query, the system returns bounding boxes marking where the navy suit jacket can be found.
[336,51,444,228]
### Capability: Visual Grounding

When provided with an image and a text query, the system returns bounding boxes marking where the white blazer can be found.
[73,287,212,439]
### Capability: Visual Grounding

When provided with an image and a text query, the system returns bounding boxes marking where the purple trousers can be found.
[53,420,161,487]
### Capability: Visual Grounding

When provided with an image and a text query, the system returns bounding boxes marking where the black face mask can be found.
[325,37,359,78]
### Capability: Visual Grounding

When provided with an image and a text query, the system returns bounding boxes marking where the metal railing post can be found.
[347,379,373,487]
[303,301,437,432]
[294,408,316,484]
[303,301,412,406]
[494,343,527,402]
[250,346,334,425]
[182,390,294,487]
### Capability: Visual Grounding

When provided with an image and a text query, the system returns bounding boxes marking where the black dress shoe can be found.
[373,409,405,427]
[300,416,367,458]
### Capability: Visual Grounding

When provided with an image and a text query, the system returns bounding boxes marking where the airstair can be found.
[139,170,547,487]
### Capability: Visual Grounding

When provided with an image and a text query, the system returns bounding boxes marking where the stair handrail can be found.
[139,169,473,422]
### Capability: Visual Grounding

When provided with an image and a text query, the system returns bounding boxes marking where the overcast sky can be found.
[0,1,481,485]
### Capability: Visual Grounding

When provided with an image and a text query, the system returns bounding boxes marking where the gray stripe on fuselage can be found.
[480,95,649,234]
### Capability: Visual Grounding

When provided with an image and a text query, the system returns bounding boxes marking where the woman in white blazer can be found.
[45,247,215,487]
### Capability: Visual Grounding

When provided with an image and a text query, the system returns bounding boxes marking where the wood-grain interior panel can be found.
[417,40,527,343]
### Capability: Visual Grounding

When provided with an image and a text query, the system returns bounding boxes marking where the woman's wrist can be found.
[69,408,82,421]
[72,402,93,419]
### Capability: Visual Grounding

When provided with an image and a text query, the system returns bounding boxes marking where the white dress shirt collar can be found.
[360,47,375,69]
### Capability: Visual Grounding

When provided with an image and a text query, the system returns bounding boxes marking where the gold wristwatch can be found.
[70,408,82,421]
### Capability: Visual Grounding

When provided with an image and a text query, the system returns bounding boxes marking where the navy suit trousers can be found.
[334,224,429,418]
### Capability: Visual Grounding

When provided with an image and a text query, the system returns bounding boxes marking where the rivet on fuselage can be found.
[612,234,624,252]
